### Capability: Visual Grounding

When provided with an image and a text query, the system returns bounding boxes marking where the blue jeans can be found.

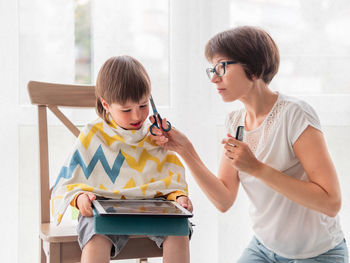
[237,236,348,263]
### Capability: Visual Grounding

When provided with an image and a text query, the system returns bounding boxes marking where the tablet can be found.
[92,199,193,218]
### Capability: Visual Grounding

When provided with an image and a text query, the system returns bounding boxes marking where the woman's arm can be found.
[180,142,240,212]
[224,126,342,217]
[149,117,240,212]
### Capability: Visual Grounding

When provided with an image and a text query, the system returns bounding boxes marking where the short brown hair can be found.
[205,26,280,84]
[95,55,151,123]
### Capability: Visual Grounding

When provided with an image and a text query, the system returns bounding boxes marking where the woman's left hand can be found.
[222,134,262,175]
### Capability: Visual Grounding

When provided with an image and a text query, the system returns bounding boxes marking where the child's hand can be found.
[176,196,193,213]
[76,192,96,217]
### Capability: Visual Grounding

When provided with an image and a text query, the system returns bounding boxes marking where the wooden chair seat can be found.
[40,222,162,261]
[40,223,78,243]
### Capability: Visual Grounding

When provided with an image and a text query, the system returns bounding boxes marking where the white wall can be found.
[0,1,19,262]
[1,0,75,262]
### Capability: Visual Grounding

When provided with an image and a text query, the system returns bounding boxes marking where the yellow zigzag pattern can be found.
[99,184,107,190]
[137,135,158,147]
[162,171,174,188]
[139,177,157,196]
[123,178,136,189]
[79,122,125,149]
[58,213,63,224]
[66,183,94,192]
[51,196,64,224]
[121,149,184,173]
[140,184,148,196]
[177,173,181,182]
[135,173,178,196]
[51,195,63,216]
[124,178,148,196]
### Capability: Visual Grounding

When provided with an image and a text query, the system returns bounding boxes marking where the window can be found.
[230,0,350,95]
[74,0,170,105]
[75,0,92,84]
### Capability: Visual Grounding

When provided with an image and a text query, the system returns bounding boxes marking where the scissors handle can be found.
[150,114,171,136]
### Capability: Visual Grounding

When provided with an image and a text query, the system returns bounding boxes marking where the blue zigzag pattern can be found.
[53,145,125,188]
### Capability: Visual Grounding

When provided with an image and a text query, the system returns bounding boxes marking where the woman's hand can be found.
[222,134,262,175]
[176,196,193,212]
[149,116,190,154]
[76,192,96,217]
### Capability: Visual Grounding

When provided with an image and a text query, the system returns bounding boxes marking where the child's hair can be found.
[205,26,280,84]
[95,55,151,123]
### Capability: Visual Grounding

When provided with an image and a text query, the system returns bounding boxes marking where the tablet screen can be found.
[93,199,192,217]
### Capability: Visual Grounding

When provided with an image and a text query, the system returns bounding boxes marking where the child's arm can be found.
[75,192,96,217]
[164,191,193,212]
[165,190,186,202]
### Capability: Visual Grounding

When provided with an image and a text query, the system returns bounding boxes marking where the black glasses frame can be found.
[206,61,237,80]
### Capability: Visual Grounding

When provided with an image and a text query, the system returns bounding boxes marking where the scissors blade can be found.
[149,95,158,115]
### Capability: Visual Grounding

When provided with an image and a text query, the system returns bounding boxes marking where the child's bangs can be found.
[105,57,151,105]
[113,73,150,105]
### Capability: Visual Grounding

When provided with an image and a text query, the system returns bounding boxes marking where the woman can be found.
[150,26,348,262]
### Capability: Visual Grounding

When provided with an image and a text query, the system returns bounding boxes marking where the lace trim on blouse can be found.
[226,95,290,154]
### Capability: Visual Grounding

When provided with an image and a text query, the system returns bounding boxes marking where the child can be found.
[51,55,192,263]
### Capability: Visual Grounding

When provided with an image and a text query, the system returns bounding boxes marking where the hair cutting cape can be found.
[51,117,187,225]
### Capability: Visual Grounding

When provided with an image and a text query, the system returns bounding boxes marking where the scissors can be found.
[149,95,171,136]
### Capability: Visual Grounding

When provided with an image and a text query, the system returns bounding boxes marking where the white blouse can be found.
[226,92,344,259]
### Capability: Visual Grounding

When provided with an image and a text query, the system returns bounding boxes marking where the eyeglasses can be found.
[206,61,237,80]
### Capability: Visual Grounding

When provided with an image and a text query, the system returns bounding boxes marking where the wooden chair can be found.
[28,81,163,263]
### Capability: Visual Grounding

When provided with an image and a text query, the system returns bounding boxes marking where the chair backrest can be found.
[28,81,96,224]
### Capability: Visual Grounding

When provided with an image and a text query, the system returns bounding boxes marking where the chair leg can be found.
[138,258,148,263]
[48,243,61,263]
[40,239,46,263]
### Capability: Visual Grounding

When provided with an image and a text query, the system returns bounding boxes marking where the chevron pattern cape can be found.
[51,117,187,225]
